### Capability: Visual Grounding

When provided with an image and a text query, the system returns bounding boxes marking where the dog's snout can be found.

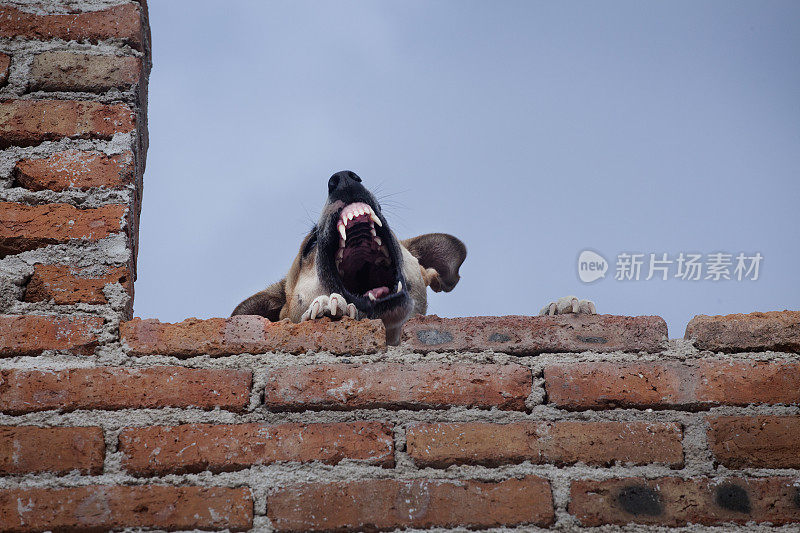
[328,170,362,195]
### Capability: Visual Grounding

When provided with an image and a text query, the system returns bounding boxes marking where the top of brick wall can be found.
[117,311,800,357]
[120,313,670,356]
[685,310,800,353]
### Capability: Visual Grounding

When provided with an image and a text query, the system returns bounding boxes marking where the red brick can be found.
[0,314,101,356]
[0,202,128,257]
[0,425,104,475]
[0,366,251,414]
[14,149,134,191]
[0,99,135,148]
[268,476,554,531]
[570,477,800,526]
[0,485,252,532]
[30,52,142,92]
[25,263,131,305]
[707,416,800,468]
[120,421,394,476]
[544,362,697,410]
[406,421,683,468]
[546,360,800,410]
[0,53,9,86]
[121,315,386,357]
[403,314,667,354]
[697,360,800,405]
[686,310,800,353]
[264,363,531,411]
[0,4,143,50]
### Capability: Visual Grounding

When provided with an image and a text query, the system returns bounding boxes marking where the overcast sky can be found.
[135,1,800,338]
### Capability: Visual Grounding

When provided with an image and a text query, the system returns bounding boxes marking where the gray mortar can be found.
[0,1,130,14]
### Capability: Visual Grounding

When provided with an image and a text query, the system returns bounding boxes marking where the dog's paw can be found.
[300,293,359,321]
[539,295,596,316]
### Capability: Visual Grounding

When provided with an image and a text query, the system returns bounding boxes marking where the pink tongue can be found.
[365,286,390,299]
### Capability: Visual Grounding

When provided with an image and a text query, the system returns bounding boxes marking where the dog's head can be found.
[313,170,414,327]
[232,170,466,345]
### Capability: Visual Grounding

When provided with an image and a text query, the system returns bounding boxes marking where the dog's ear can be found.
[402,233,467,293]
[231,279,286,321]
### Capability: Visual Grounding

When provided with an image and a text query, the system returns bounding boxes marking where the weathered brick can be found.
[0,4,143,50]
[0,53,9,86]
[14,149,134,191]
[0,485,252,532]
[0,202,128,257]
[0,314,101,356]
[697,360,800,405]
[707,416,800,469]
[406,421,683,468]
[0,367,251,414]
[544,362,696,410]
[0,426,104,475]
[0,100,135,148]
[546,360,800,410]
[120,421,394,476]
[25,264,131,305]
[121,315,385,357]
[264,363,531,411]
[403,314,667,354]
[30,52,141,92]
[686,310,800,353]
[570,477,800,526]
[267,477,554,531]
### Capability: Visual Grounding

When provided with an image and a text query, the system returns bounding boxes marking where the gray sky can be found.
[136,1,800,338]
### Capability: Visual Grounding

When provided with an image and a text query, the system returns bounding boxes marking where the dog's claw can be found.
[301,293,359,321]
[539,295,596,316]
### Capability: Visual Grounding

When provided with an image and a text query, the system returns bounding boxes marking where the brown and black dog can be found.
[232,170,467,345]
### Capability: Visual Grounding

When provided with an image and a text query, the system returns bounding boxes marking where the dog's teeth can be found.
[339,238,345,248]
[374,236,382,246]
[370,212,382,227]
[381,246,389,257]
[370,228,376,237]
[397,281,402,293]
[368,292,376,302]
[338,223,346,242]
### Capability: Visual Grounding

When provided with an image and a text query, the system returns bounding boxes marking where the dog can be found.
[232,170,467,345]
[232,170,595,345]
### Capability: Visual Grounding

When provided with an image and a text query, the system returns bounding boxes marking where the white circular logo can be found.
[577,250,608,283]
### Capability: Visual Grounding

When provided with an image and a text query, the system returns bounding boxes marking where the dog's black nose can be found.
[328,170,362,194]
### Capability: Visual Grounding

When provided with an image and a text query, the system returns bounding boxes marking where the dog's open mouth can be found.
[333,202,403,310]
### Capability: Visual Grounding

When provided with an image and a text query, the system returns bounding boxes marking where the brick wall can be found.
[1,3,799,532]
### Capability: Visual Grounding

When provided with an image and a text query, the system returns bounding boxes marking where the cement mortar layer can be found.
[0,38,143,99]
[0,0,131,15]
